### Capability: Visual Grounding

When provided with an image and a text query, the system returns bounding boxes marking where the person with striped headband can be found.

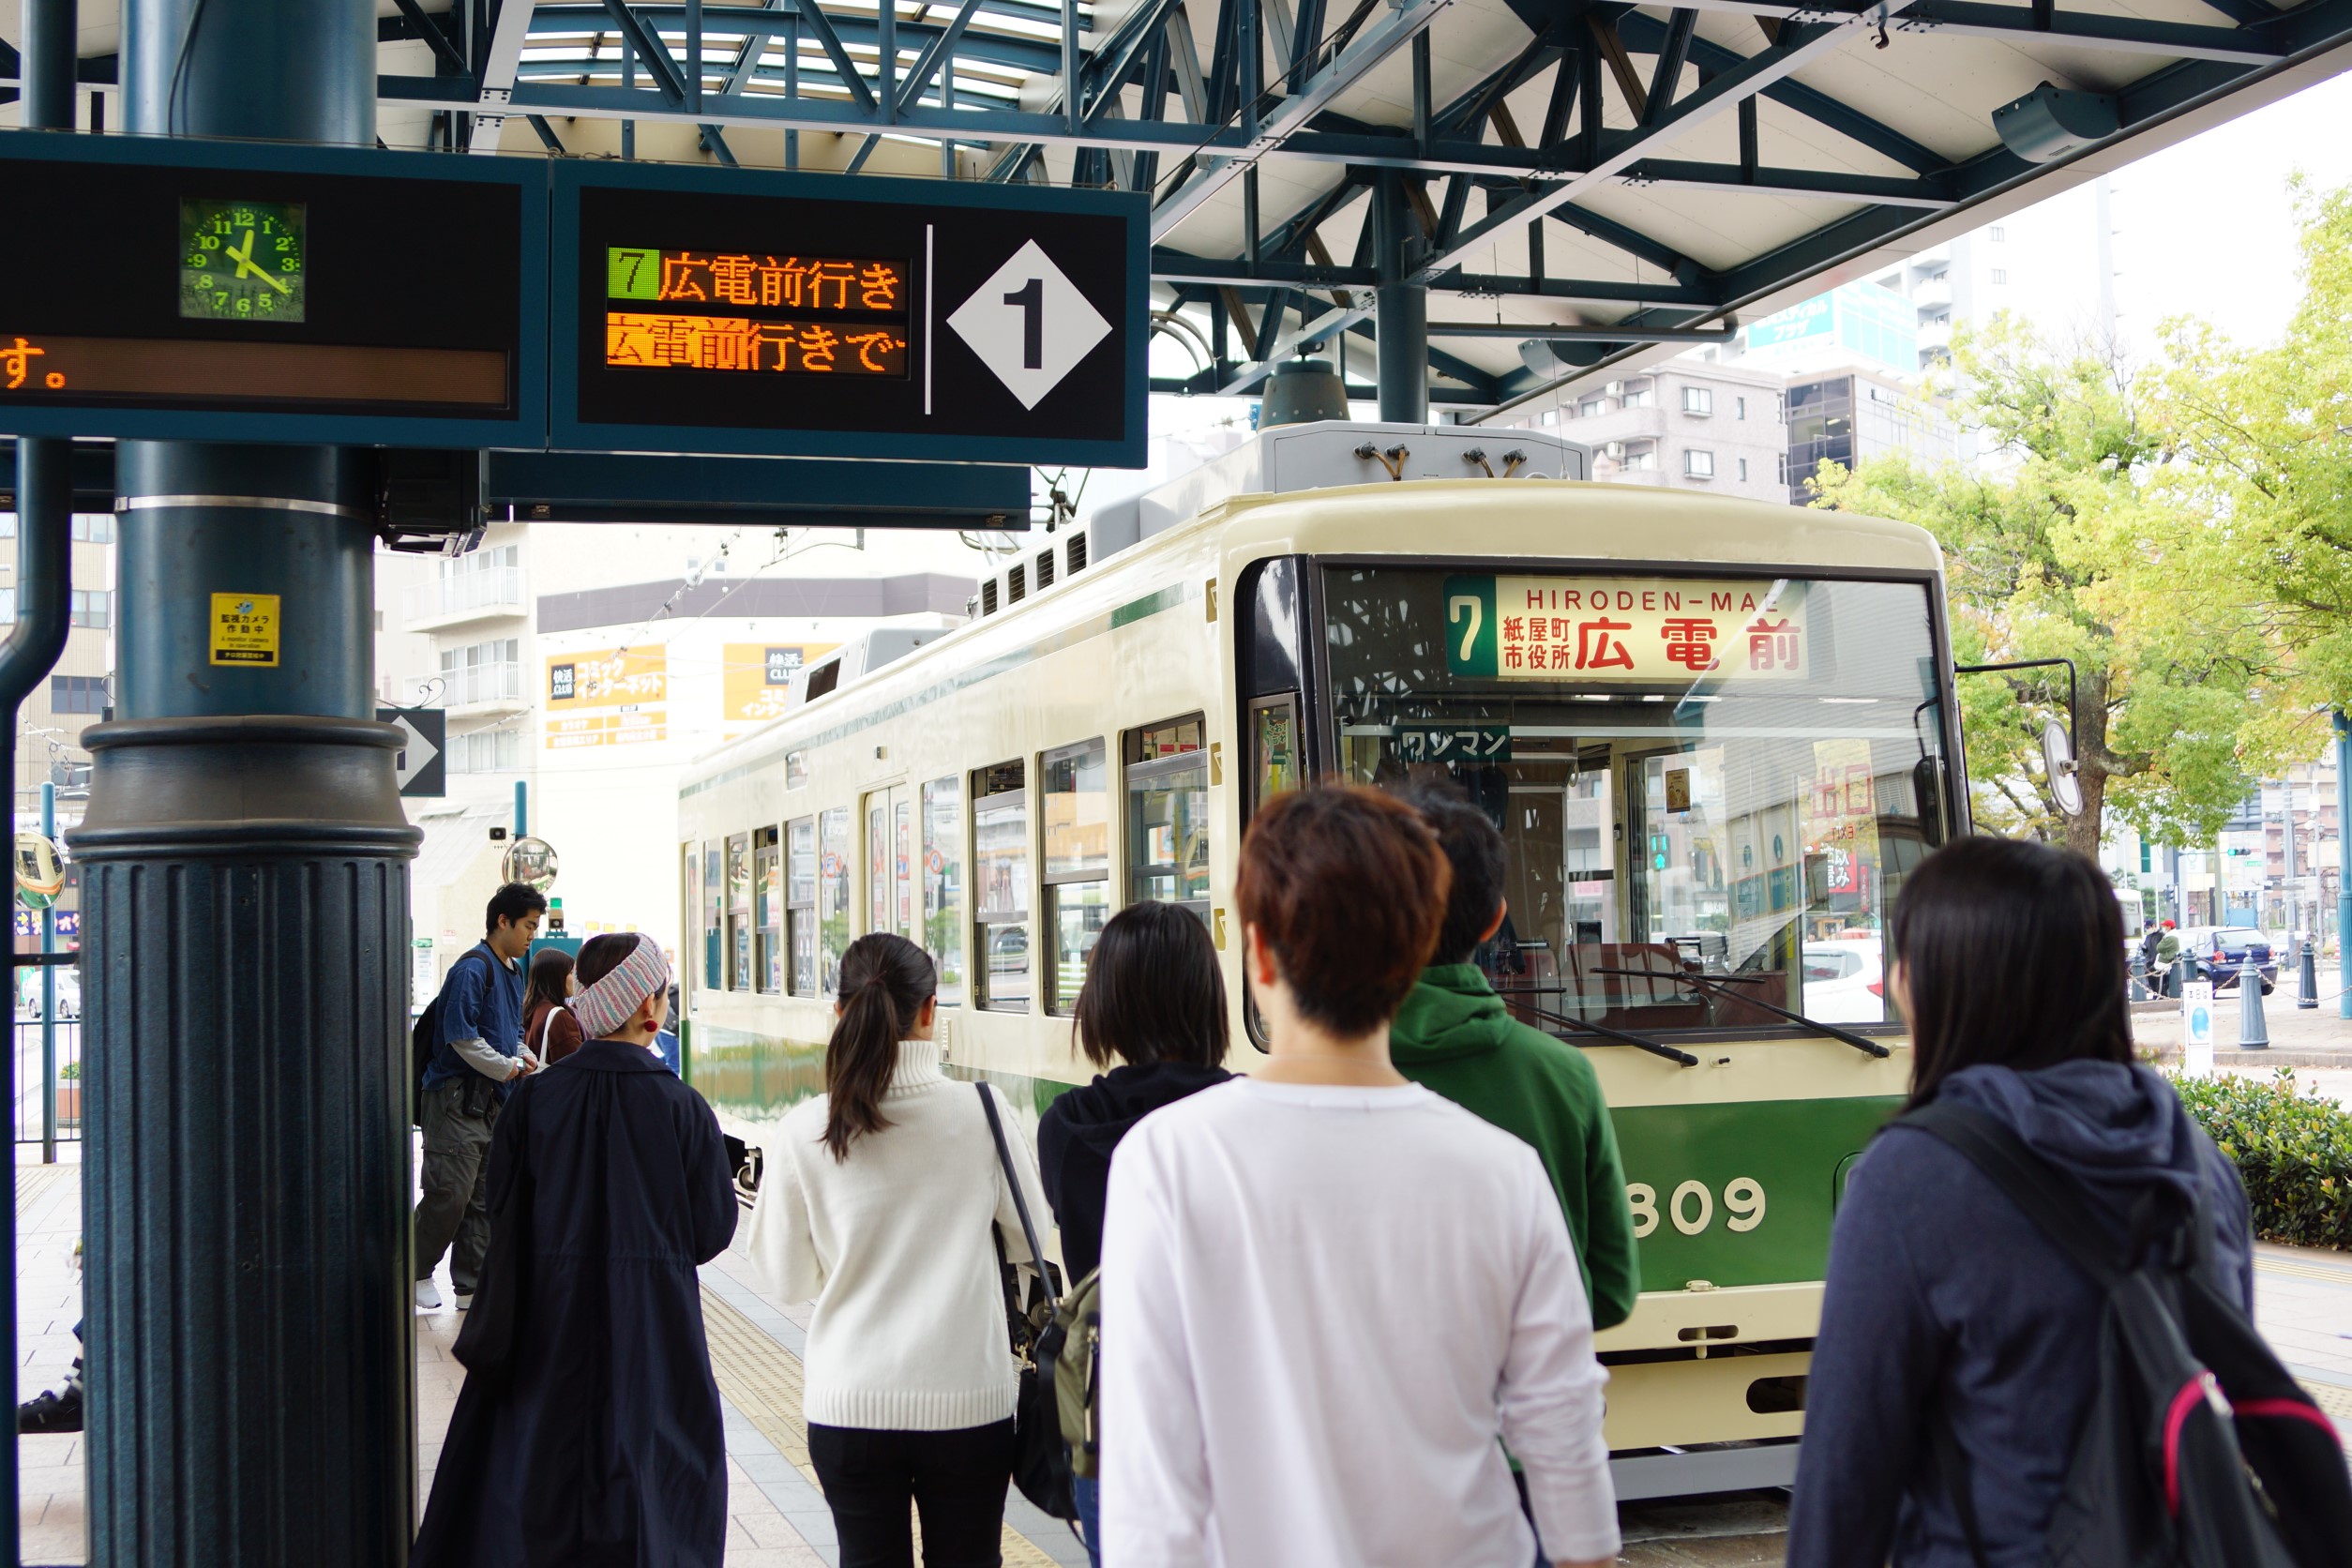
[415,931,738,1568]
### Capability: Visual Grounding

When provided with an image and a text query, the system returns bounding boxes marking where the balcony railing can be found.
[416,660,523,709]
[403,565,525,626]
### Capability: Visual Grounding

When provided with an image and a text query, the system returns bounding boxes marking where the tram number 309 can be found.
[1626,1178,1766,1239]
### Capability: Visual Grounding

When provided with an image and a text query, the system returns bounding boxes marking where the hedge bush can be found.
[2173,1069,2352,1251]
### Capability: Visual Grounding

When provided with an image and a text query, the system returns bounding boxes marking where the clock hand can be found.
[227,231,293,296]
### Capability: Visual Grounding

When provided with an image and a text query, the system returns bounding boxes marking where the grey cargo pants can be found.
[415,1082,500,1293]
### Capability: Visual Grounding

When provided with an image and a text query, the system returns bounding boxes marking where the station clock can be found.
[178,199,307,323]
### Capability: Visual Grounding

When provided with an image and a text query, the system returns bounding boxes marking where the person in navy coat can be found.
[415,931,738,1568]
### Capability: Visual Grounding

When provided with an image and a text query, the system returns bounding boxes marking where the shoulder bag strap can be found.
[978,1082,1051,1289]
[1895,1100,2125,1290]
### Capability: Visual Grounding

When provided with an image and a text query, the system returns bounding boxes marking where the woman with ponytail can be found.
[415,931,738,1568]
[747,931,1051,1568]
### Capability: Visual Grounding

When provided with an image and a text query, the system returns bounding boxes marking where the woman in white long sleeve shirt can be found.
[746,932,1049,1568]
[1101,787,1619,1568]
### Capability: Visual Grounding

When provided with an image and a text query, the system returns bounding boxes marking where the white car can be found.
[1803,936,1886,1025]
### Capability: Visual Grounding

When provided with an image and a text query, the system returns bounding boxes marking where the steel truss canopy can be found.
[9,0,2352,415]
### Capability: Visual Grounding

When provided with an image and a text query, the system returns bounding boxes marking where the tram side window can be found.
[701,843,723,991]
[726,832,753,991]
[867,795,891,935]
[754,826,783,995]
[922,777,966,1006]
[1126,716,1210,922]
[819,807,852,995]
[972,761,1031,1013]
[786,817,818,998]
[682,844,701,1000]
[1042,738,1110,1017]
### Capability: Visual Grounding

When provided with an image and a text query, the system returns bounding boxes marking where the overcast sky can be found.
[2107,70,2352,349]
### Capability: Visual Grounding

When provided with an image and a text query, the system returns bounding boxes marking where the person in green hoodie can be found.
[1390,791,1639,1332]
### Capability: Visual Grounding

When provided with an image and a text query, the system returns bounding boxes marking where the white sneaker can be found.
[414,1279,444,1311]
[454,1290,475,1312]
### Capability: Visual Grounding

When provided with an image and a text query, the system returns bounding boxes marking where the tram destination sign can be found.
[1445,576,1812,682]
[0,131,546,447]
[553,162,1146,466]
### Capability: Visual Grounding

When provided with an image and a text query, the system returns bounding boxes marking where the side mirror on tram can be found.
[2040,717,2085,817]
[1952,656,2085,818]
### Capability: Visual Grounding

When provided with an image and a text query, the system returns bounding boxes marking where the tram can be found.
[676,419,1962,1497]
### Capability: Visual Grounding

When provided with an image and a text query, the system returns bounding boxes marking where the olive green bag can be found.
[1046,1266,1103,1480]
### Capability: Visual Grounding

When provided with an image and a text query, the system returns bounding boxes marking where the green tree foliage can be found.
[1810,321,2282,857]
[2154,184,2352,726]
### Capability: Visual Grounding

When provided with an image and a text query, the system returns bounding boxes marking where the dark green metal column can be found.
[67,4,424,1564]
[1374,171,1429,425]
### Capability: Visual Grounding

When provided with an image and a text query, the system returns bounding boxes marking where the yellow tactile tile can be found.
[2299,1379,2352,1423]
[700,1287,1061,1567]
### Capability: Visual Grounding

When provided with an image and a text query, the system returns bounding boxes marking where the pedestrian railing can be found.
[12,1000,83,1154]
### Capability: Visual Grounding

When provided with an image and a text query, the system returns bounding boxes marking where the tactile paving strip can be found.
[2256,1255,2352,1287]
[701,1286,1061,1568]
[15,1164,67,1217]
[2299,1380,2352,1423]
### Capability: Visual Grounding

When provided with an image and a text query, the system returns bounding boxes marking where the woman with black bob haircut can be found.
[1037,901,1234,1565]
[1787,836,2254,1568]
[1040,901,1234,1284]
[746,932,1049,1568]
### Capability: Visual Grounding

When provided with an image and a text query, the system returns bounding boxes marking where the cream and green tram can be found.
[676,421,1965,1499]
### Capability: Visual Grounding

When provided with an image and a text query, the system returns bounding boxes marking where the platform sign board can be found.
[0,130,546,447]
[551,163,1146,466]
[377,705,446,799]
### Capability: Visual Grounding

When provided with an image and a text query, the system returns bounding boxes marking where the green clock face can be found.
[179,199,307,323]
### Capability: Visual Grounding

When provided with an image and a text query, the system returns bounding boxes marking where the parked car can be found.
[2167,926,2277,995]
[1802,935,1886,1025]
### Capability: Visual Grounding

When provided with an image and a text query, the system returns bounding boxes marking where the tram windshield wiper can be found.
[1498,994,1698,1067]
[1591,967,1892,1059]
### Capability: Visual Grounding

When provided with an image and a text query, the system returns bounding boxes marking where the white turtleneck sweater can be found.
[746,1040,1050,1431]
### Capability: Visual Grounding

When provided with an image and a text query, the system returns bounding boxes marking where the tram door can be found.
[863,786,915,939]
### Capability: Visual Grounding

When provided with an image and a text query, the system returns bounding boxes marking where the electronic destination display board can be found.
[0,131,545,447]
[554,162,1146,466]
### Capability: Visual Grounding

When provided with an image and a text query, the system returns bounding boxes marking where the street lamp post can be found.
[2336,712,2351,1018]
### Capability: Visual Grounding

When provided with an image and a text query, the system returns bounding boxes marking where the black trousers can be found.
[807,1419,1015,1568]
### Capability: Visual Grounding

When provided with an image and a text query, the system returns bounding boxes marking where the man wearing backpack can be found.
[414,882,547,1312]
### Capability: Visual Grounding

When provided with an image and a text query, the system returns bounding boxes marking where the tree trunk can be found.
[2066,763,2106,860]
[2063,663,2117,862]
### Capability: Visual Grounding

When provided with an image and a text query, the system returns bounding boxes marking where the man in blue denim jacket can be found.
[414,882,545,1311]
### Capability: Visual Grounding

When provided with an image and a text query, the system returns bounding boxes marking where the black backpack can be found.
[410,951,490,1127]
[1899,1101,2352,1568]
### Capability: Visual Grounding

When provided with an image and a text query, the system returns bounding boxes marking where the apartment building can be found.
[377,522,988,981]
[0,511,116,820]
[1783,365,1962,504]
[1547,361,1790,504]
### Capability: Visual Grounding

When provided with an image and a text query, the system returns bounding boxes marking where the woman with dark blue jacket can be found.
[1036,901,1233,1565]
[1787,837,2254,1568]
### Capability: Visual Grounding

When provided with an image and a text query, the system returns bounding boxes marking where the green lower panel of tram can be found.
[1612,1095,1899,1292]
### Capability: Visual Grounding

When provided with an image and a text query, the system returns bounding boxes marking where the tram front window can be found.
[1322,565,1950,1035]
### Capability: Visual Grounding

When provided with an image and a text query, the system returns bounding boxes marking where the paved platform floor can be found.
[11,1150,2352,1565]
